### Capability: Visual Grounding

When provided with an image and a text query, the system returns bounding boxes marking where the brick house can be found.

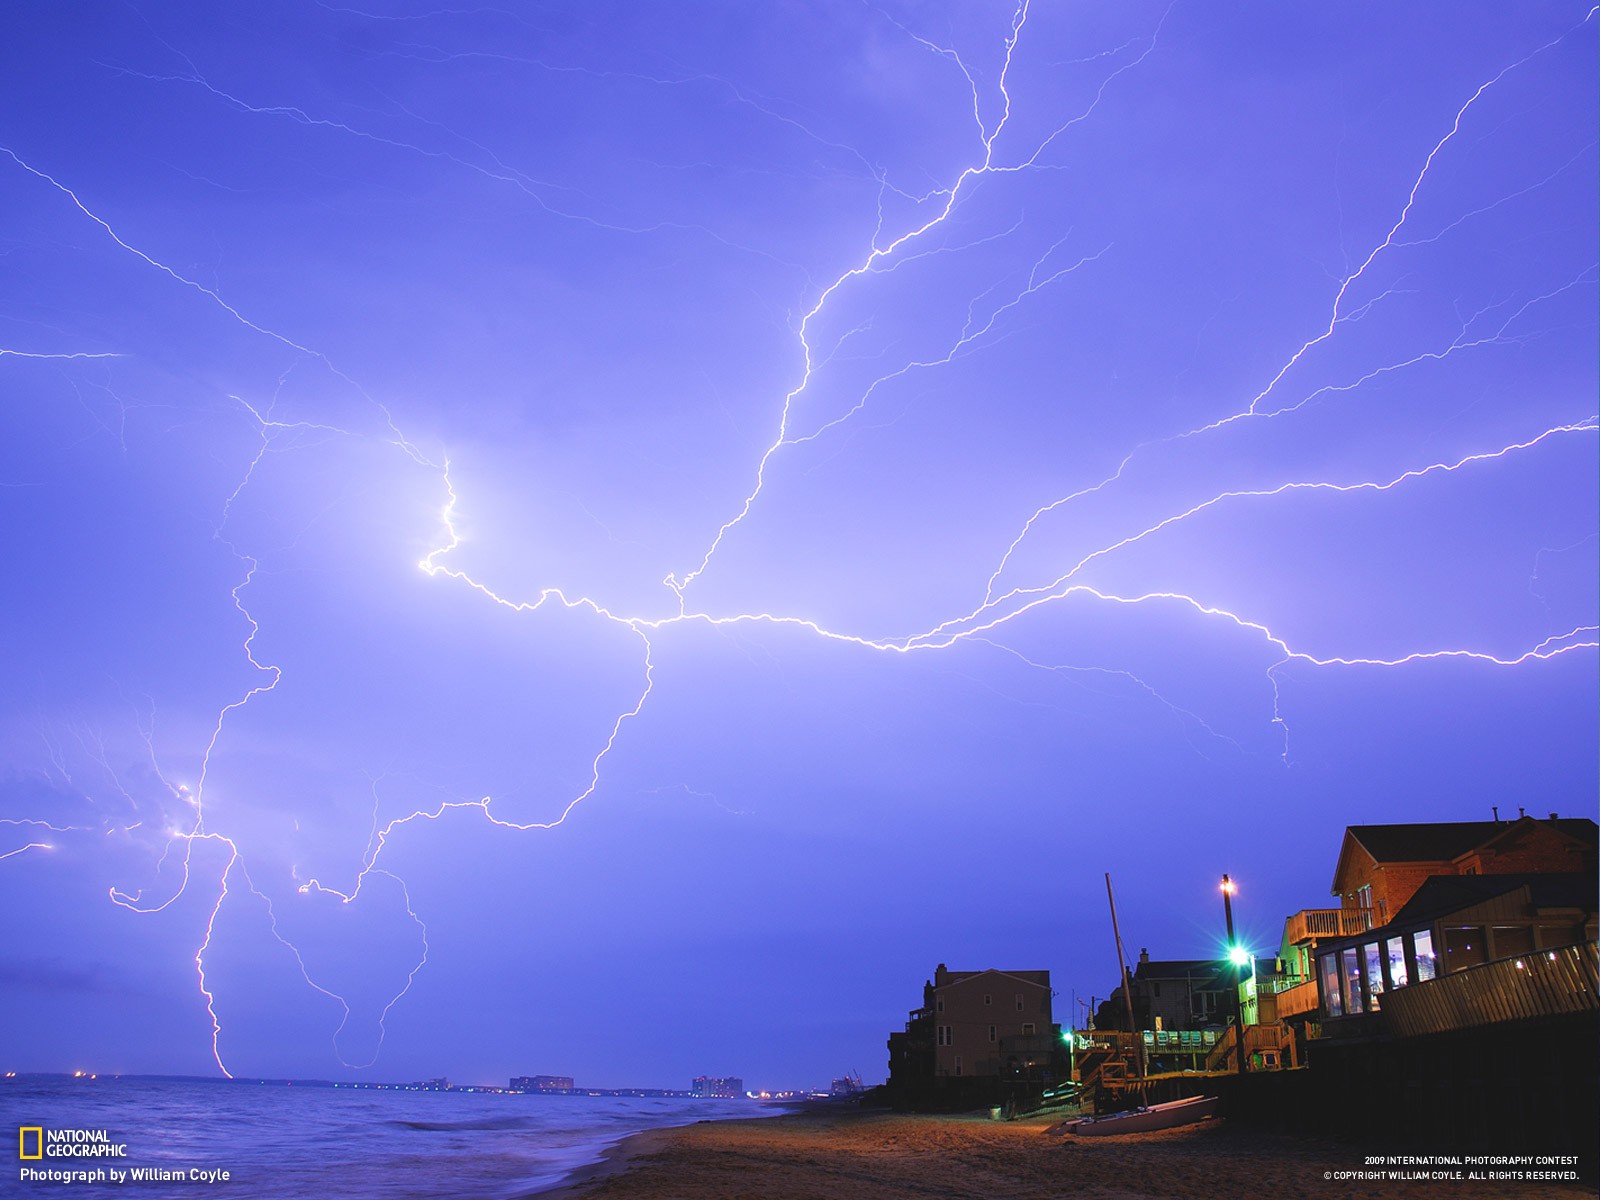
[1331,814,1597,925]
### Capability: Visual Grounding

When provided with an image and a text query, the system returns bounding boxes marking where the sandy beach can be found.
[542,1107,1593,1200]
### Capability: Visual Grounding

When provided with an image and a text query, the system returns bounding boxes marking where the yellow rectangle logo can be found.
[19,1127,43,1160]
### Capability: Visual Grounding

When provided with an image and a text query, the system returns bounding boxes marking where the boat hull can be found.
[1067,1094,1218,1136]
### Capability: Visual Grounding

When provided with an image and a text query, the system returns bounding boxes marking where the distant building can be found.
[691,1076,743,1098]
[510,1075,575,1092]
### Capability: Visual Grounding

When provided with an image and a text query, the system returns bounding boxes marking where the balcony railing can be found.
[1381,941,1598,1039]
[1284,907,1374,945]
[1271,978,1321,1019]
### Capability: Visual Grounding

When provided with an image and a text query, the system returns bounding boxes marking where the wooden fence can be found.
[1382,940,1598,1038]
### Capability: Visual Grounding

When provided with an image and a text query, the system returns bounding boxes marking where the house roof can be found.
[1388,871,1597,928]
[1347,821,1506,862]
[1108,959,1233,1004]
[1473,817,1599,857]
[935,967,1050,990]
[1129,959,1228,984]
[1331,816,1598,894]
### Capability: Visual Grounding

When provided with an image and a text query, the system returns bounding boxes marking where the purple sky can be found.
[2,1,1595,1091]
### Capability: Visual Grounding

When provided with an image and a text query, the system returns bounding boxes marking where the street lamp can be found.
[1221,874,1248,1075]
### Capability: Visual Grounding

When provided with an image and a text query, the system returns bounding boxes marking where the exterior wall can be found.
[930,969,1051,1078]
[1140,975,1219,1029]
[1337,851,1447,923]
[1459,825,1595,876]
[1101,963,1228,1032]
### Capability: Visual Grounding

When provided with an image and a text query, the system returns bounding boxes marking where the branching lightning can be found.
[4,0,1594,1078]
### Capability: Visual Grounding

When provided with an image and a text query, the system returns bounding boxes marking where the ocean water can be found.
[4,1077,763,1198]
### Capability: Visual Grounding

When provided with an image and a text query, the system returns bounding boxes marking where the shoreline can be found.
[530,1100,815,1199]
[533,1105,1593,1199]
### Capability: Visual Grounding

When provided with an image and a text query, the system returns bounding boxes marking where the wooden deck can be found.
[1270,978,1321,1019]
[1283,907,1374,945]
[1381,940,1598,1038]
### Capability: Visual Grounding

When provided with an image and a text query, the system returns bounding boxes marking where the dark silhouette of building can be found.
[886,964,1066,1111]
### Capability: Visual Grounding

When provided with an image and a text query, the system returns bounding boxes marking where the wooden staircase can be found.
[1206,1021,1296,1071]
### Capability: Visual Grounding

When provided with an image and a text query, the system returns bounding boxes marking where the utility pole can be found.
[1222,874,1247,1075]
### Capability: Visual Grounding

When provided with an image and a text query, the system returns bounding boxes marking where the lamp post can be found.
[1222,874,1248,1075]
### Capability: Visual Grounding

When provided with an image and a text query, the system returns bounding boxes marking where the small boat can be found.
[1065,1094,1218,1136]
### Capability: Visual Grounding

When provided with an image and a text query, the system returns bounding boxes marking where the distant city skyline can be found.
[2,1,1595,1089]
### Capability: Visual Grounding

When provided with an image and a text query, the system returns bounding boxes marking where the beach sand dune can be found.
[548,1109,1591,1199]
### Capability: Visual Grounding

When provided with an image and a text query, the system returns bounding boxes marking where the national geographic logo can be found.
[16,1126,128,1158]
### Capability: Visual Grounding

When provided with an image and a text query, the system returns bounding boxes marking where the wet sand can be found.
[540,1107,1592,1199]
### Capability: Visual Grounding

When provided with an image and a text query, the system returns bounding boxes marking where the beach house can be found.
[885,964,1066,1110]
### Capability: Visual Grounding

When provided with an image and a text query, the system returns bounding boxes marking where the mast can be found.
[1104,873,1146,1089]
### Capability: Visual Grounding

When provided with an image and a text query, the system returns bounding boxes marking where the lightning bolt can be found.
[0,842,54,863]
[0,348,121,360]
[2,1,1593,1081]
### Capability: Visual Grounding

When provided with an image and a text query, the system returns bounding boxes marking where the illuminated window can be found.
[1386,936,1407,988]
[1412,930,1437,981]
[1341,948,1364,1014]
[1319,955,1342,1017]
[1363,943,1384,1010]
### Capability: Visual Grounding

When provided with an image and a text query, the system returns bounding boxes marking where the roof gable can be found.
[1349,821,1504,863]
[1130,959,1225,982]
[1331,817,1599,894]
[1467,816,1598,859]
[938,968,1049,992]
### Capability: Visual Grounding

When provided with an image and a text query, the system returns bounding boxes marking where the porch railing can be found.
[1283,907,1374,945]
[1381,941,1598,1039]
[1271,978,1321,1019]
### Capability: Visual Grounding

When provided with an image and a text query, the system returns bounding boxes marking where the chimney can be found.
[1549,812,1558,820]
[1139,948,1149,964]
[1492,805,1500,822]
[1518,807,1525,818]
